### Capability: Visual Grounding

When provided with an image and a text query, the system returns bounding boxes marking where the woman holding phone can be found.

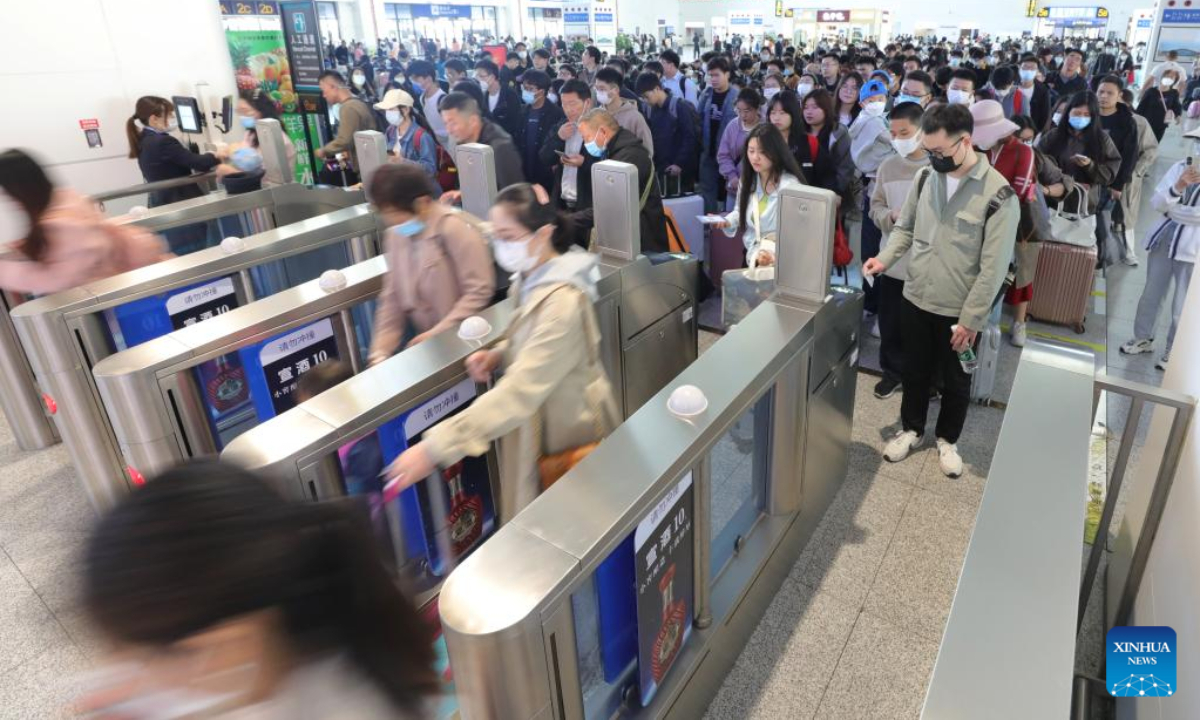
[1037,91,1121,217]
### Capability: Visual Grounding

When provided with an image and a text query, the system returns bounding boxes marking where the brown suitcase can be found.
[1028,241,1096,333]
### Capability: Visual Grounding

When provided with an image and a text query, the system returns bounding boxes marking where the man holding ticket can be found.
[861,103,1018,479]
[703,124,806,267]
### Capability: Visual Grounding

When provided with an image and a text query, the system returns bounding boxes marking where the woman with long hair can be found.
[834,71,864,127]
[707,124,807,267]
[217,89,297,186]
[795,89,854,197]
[1038,91,1121,215]
[0,150,166,294]
[126,95,226,254]
[385,183,620,522]
[77,460,439,719]
[767,88,806,162]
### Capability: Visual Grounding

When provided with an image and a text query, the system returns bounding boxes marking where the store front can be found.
[526,5,563,41]
[382,2,505,47]
[1034,6,1111,39]
[792,8,891,47]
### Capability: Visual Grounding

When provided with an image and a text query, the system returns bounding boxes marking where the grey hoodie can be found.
[610,99,655,157]
[520,247,602,303]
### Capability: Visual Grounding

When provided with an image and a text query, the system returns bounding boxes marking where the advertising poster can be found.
[280,1,325,96]
[634,472,694,706]
[376,378,496,577]
[219,2,315,183]
[239,317,340,419]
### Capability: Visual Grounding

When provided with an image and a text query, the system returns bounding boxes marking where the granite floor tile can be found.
[0,638,90,720]
[860,490,978,644]
[704,581,860,720]
[813,612,940,720]
[796,472,913,607]
[0,552,73,674]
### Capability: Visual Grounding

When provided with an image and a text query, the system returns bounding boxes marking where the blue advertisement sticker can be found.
[1107,626,1177,697]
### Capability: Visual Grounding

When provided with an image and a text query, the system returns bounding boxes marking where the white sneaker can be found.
[884,430,922,463]
[1119,338,1154,355]
[1122,255,1139,267]
[1010,321,1027,348]
[936,439,964,478]
[869,318,880,338]
[1156,352,1169,371]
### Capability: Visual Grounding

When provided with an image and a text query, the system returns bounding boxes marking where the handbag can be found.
[721,190,777,327]
[1048,185,1097,247]
[526,286,613,490]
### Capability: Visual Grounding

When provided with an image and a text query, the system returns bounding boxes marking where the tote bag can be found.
[1048,185,1097,248]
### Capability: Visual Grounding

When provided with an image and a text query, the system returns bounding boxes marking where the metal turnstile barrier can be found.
[0,290,57,450]
[92,257,388,485]
[12,198,381,511]
[436,185,860,720]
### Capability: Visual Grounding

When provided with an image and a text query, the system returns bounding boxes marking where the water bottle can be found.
[951,325,979,374]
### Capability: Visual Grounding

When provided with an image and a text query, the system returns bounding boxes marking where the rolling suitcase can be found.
[1028,241,1097,333]
[969,310,1002,404]
[663,194,705,259]
[709,224,746,287]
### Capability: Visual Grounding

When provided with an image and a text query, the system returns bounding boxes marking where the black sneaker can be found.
[874,377,902,399]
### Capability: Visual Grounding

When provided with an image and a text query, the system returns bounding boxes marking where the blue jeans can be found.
[699,155,721,214]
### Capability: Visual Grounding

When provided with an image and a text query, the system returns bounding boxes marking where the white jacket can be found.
[1147,159,1200,263]
[722,172,804,265]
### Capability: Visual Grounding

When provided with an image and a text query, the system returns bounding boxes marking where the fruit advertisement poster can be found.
[220,3,314,183]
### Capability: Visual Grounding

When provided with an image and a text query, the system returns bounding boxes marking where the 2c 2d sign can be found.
[818,10,850,23]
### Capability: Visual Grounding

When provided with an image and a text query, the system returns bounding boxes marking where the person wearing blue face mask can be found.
[571,108,670,252]
[1011,55,1052,130]
[374,87,440,187]
[216,90,297,187]
[366,162,495,363]
[1038,91,1121,228]
[517,69,565,190]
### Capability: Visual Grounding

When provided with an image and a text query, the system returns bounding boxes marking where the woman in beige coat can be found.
[385,183,620,522]
[367,162,495,364]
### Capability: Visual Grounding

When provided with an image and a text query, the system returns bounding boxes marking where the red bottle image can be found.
[442,461,484,560]
[650,563,687,684]
[197,356,249,413]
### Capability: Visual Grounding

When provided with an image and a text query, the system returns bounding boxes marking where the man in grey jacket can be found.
[863,103,1018,478]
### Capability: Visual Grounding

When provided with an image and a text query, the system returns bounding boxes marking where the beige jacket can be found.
[368,205,495,363]
[423,251,620,522]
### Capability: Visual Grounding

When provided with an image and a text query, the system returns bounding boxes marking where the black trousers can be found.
[877,275,905,382]
[899,298,972,444]
[860,190,882,313]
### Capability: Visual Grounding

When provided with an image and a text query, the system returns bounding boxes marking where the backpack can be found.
[413,127,459,192]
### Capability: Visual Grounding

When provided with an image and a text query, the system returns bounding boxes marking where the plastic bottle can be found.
[951,325,978,374]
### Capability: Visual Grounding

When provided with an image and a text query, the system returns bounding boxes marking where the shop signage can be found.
[280,1,323,96]
[818,9,851,23]
[1136,18,1151,27]
[594,12,614,23]
[219,1,280,15]
[1162,9,1200,23]
[634,473,694,706]
[775,0,783,17]
[410,4,473,19]
[564,11,589,23]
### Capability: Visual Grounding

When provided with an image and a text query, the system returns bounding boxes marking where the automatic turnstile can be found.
[12,198,381,511]
[436,184,859,720]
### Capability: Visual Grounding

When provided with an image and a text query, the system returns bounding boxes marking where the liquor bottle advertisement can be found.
[239,316,339,420]
[633,472,694,707]
[376,378,496,576]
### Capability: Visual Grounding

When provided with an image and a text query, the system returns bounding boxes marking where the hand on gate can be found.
[950,324,978,354]
[465,350,503,383]
[383,443,436,503]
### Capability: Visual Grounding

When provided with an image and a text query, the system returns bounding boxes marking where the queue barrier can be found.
[12,192,379,511]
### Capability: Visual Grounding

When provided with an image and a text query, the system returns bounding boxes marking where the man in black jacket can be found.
[1096,74,1140,265]
[574,108,669,253]
[1046,48,1088,99]
[539,79,594,242]
[439,92,525,202]
[1013,55,1053,131]
[517,70,566,190]
[475,59,523,140]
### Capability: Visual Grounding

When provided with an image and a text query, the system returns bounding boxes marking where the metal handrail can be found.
[91,172,218,204]
[1080,373,1196,629]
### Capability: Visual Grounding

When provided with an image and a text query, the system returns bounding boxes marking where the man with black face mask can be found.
[862,104,1018,479]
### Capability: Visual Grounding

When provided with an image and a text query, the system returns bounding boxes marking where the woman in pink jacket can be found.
[0,150,168,295]
[366,162,496,364]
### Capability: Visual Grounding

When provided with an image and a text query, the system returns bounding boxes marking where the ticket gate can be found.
[12,203,383,511]
[0,290,57,450]
[437,185,860,720]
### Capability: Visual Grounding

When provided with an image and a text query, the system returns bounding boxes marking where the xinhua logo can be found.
[1107,626,1177,697]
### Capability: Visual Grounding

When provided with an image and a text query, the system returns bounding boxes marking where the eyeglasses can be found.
[923,135,964,159]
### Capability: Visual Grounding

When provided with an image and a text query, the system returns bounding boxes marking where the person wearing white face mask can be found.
[374,88,440,186]
[385,183,619,522]
[1136,68,1185,142]
[945,68,976,106]
[216,90,297,187]
[126,95,226,255]
[850,78,897,319]
[367,162,494,362]
[868,101,930,399]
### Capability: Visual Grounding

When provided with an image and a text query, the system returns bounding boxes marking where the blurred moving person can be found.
[77,460,440,719]
[0,149,167,295]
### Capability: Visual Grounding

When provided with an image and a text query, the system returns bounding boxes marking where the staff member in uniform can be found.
[125,95,225,255]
